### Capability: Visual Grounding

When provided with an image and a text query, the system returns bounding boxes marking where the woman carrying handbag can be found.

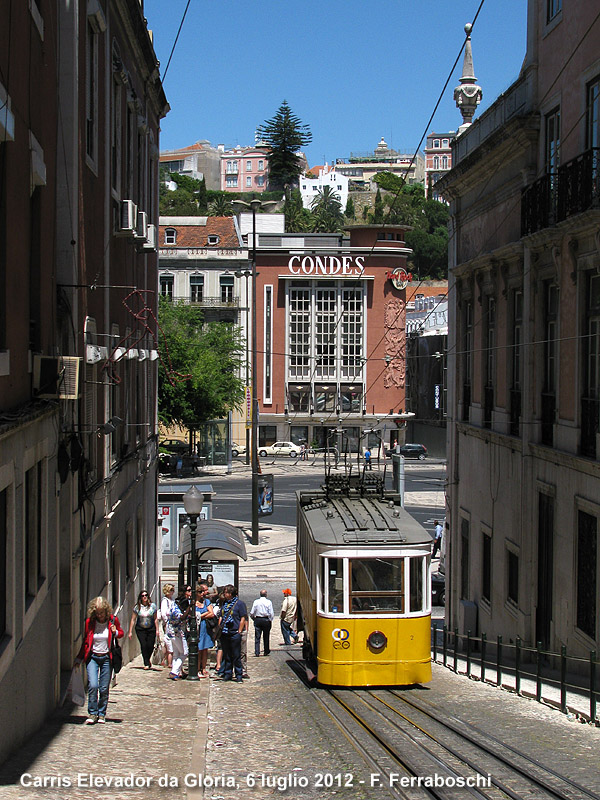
[75,596,124,724]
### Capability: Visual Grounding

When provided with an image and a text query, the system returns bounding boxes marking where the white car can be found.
[231,442,247,458]
[258,441,299,458]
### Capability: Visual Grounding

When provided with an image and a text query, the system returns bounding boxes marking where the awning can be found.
[178,519,247,560]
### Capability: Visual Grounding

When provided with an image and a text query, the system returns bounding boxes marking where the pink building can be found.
[423,132,454,199]
[220,145,269,192]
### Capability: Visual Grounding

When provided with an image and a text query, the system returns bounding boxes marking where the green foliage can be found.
[310,186,344,232]
[370,188,385,224]
[370,172,449,278]
[283,189,313,232]
[159,169,208,215]
[344,196,355,220]
[208,194,234,216]
[256,100,312,192]
[158,297,244,426]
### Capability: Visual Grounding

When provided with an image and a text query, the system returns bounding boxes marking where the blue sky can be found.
[143,0,527,167]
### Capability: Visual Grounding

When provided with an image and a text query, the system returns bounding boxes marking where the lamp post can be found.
[232,198,278,546]
[183,485,204,681]
[235,267,252,466]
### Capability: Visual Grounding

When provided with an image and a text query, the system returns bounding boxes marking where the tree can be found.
[256,100,312,192]
[208,194,234,216]
[158,297,244,426]
[371,172,449,278]
[311,186,344,232]
[283,189,313,232]
[159,169,208,215]
[370,188,385,224]
[344,196,356,220]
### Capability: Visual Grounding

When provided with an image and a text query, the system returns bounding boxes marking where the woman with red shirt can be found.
[76,596,124,724]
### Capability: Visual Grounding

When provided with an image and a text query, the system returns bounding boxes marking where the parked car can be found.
[231,442,247,458]
[159,438,188,454]
[431,570,445,605]
[387,443,427,460]
[258,441,299,458]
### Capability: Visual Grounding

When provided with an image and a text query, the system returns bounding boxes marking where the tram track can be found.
[285,650,599,800]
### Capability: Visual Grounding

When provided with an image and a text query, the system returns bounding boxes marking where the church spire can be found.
[454,23,483,134]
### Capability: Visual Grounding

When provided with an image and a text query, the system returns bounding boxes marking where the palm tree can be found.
[208,194,234,216]
[311,186,344,232]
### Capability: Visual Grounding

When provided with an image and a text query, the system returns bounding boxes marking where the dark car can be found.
[431,571,445,605]
[399,443,427,460]
[159,438,188,455]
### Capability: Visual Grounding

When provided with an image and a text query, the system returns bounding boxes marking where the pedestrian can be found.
[280,588,299,645]
[212,591,225,676]
[194,583,215,678]
[127,589,159,670]
[250,588,274,656]
[163,584,189,680]
[217,584,248,682]
[432,520,443,559]
[160,583,176,670]
[299,442,306,461]
[76,596,124,724]
[240,611,250,679]
[364,447,372,470]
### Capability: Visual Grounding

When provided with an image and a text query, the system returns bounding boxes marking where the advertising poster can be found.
[256,473,274,516]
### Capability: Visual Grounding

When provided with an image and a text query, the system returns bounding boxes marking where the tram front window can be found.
[328,558,344,613]
[350,558,405,613]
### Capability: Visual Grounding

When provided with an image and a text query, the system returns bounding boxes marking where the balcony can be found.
[521,148,600,236]
[580,396,599,459]
[541,392,555,447]
[172,295,240,308]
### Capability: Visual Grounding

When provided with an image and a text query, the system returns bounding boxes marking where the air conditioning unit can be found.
[135,210,148,241]
[142,224,157,251]
[116,200,137,236]
[86,344,108,364]
[33,355,81,400]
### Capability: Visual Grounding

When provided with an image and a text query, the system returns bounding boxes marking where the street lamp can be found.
[183,484,204,681]
[231,198,278,546]
[234,267,252,466]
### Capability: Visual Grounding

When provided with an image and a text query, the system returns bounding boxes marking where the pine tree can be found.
[256,101,312,192]
[344,196,355,220]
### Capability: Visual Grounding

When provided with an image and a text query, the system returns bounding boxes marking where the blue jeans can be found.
[280,619,296,645]
[86,654,111,717]
[221,632,243,679]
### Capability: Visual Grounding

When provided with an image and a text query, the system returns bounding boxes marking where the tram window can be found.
[409,557,424,612]
[350,558,404,613]
[328,558,344,613]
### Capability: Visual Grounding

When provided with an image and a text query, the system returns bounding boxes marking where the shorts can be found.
[163,634,173,653]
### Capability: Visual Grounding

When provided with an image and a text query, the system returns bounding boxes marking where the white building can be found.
[299,164,349,211]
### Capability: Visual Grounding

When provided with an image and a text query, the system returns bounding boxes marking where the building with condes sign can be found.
[252,225,413,455]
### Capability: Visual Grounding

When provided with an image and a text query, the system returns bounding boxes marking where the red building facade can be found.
[253,225,413,454]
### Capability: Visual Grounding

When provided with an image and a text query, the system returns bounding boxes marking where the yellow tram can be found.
[297,474,432,687]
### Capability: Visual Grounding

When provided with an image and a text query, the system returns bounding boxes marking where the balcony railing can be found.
[521,148,600,236]
[172,295,240,308]
[483,385,494,429]
[510,389,521,437]
[541,392,555,446]
[580,396,599,459]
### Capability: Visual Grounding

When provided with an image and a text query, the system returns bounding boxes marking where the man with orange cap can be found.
[280,589,299,645]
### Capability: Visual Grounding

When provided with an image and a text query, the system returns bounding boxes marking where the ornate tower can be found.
[454,23,483,134]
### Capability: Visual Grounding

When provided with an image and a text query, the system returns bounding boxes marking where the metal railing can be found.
[521,148,600,236]
[432,625,599,723]
[171,295,241,308]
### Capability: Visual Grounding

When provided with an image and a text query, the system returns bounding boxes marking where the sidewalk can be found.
[0,656,211,799]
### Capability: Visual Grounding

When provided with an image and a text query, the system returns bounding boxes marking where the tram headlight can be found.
[367,630,387,651]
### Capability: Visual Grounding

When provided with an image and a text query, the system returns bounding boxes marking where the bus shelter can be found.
[177,519,247,592]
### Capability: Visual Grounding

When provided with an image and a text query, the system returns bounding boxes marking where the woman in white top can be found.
[160,584,176,670]
[128,589,159,670]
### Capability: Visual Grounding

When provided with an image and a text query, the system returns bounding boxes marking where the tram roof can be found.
[297,489,431,547]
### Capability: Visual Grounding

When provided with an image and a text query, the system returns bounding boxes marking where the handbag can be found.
[110,618,123,674]
[205,615,219,641]
[151,640,164,666]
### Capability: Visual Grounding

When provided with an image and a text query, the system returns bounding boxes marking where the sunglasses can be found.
[141,593,148,597]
